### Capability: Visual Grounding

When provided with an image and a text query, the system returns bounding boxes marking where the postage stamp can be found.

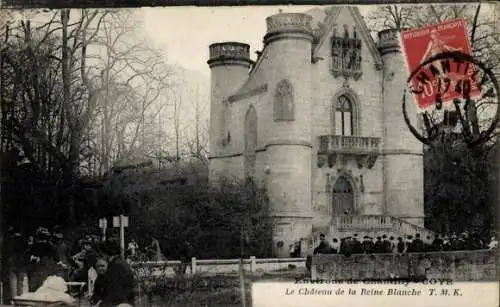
[401,19,481,111]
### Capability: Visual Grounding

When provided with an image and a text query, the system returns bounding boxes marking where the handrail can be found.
[318,135,381,154]
[131,258,305,268]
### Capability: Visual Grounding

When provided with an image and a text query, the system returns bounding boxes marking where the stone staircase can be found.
[309,215,436,251]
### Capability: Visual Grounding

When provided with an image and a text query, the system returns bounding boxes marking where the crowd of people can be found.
[3,226,136,307]
[312,232,498,256]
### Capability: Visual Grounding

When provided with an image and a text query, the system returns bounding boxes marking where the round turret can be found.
[264,13,314,45]
[207,42,252,68]
[378,27,425,227]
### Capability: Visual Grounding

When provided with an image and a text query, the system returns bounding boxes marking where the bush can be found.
[102,162,274,259]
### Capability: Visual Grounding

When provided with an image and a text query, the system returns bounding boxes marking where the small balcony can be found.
[317,135,381,169]
[318,135,381,155]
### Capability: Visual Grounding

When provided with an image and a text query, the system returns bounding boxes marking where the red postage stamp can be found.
[400,18,481,111]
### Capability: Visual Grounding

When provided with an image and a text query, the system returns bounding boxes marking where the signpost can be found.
[98,218,107,241]
[113,215,129,259]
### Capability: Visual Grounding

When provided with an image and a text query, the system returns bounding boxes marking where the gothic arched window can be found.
[274,79,294,121]
[335,95,353,136]
[244,105,257,179]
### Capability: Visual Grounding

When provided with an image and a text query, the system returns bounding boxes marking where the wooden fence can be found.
[130,257,306,277]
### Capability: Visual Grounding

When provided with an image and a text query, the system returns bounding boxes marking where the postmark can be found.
[400,19,500,147]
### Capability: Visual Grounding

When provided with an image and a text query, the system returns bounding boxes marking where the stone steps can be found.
[309,215,435,251]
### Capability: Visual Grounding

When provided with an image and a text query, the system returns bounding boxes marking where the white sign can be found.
[99,218,107,229]
[113,215,129,228]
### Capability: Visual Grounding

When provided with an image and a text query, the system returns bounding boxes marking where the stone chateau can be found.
[207,6,434,257]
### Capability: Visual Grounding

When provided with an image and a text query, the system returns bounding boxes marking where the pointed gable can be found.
[310,6,382,68]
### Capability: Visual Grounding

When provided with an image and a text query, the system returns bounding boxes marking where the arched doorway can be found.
[332,177,354,215]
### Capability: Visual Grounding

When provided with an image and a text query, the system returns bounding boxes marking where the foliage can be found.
[102,162,274,259]
[424,139,497,236]
[0,10,179,233]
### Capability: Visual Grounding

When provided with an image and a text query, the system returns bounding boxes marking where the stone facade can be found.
[207,6,426,257]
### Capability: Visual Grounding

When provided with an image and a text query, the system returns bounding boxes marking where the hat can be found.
[37,227,50,236]
[81,239,92,246]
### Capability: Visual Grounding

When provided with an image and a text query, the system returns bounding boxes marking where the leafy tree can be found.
[424,139,496,237]
[101,161,273,259]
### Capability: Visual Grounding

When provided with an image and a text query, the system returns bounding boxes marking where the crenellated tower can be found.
[262,12,314,256]
[378,29,425,226]
[207,42,252,180]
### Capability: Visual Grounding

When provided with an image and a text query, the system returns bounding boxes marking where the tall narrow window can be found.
[244,105,257,179]
[274,79,294,121]
[335,95,353,136]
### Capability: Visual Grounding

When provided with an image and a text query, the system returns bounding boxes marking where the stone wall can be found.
[311,250,498,281]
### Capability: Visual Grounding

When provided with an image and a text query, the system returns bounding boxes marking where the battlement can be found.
[264,13,314,45]
[377,28,402,55]
[207,42,252,68]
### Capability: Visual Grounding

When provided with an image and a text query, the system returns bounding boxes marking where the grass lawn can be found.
[134,268,308,306]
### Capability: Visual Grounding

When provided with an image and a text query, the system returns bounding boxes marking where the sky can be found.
[140,5,374,78]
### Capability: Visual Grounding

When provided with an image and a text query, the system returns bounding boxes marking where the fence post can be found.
[250,256,256,273]
[191,257,197,275]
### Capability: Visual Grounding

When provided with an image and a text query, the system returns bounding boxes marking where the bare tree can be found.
[82,10,173,175]
[365,5,420,31]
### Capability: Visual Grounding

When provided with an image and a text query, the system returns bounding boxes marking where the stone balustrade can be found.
[311,215,435,248]
[266,13,313,35]
[318,135,381,155]
[208,42,250,61]
[330,215,435,241]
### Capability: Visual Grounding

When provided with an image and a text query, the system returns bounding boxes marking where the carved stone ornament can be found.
[340,154,348,166]
[266,13,313,34]
[209,43,249,60]
[317,154,326,168]
[366,154,378,169]
[356,155,366,169]
[327,154,336,168]
[326,173,332,191]
[360,174,365,193]
[331,24,362,80]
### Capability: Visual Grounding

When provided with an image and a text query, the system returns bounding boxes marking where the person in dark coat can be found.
[397,237,405,253]
[313,233,331,255]
[5,229,29,299]
[99,241,136,307]
[71,238,98,286]
[90,258,109,306]
[27,227,61,291]
[410,233,424,253]
[351,234,363,254]
[362,236,374,254]
[179,240,194,274]
[331,238,340,254]
[373,237,384,253]
[382,235,391,253]
[430,235,443,252]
